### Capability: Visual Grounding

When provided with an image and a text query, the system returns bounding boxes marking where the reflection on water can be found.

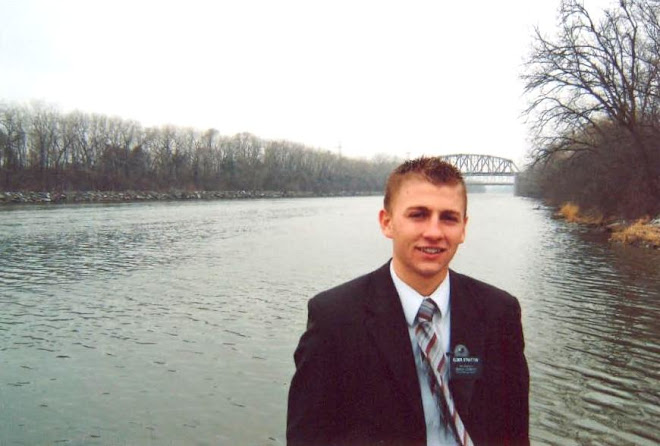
[0,195,658,445]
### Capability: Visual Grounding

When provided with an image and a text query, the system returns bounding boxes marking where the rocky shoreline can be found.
[0,190,379,205]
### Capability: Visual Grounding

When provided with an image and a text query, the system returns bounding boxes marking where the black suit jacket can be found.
[287,262,529,446]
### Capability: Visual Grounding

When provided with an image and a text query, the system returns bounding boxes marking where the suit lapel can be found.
[449,271,486,416]
[363,262,424,418]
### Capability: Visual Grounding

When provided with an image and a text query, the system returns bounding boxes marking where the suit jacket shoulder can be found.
[309,269,372,311]
[450,270,521,310]
[306,267,383,327]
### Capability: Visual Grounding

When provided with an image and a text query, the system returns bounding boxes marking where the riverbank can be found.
[556,202,660,249]
[0,189,379,205]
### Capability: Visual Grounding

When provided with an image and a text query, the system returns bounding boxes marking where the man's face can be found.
[379,177,467,295]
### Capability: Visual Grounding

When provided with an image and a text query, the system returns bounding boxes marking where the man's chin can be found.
[415,266,448,280]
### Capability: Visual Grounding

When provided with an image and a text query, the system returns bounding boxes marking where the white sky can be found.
[0,0,613,166]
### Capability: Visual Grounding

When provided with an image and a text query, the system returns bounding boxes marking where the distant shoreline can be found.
[0,190,381,206]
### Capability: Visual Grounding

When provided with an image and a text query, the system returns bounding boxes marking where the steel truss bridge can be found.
[440,154,518,185]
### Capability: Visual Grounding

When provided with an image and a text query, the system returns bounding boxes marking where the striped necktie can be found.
[415,298,473,446]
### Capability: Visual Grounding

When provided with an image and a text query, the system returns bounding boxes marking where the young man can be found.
[287,157,529,446]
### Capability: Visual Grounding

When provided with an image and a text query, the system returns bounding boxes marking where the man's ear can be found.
[379,209,394,239]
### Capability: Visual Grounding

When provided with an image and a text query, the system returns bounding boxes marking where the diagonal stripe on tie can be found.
[415,298,473,446]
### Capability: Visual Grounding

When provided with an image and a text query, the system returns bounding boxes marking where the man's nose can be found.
[422,219,444,239]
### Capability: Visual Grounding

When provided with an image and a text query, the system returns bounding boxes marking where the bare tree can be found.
[522,0,659,199]
[0,103,28,169]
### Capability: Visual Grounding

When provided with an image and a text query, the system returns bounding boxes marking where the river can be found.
[0,192,658,445]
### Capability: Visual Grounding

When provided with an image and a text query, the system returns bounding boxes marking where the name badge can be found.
[450,344,483,379]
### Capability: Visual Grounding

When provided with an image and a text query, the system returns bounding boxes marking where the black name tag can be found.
[450,356,483,379]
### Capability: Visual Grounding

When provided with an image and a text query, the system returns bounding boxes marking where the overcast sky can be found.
[0,0,613,166]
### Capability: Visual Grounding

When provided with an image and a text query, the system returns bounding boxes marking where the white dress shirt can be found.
[390,262,457,446]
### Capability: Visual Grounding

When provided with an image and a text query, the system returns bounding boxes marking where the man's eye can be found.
[409,212,426,219]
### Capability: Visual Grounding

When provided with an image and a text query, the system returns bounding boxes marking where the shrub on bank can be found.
[610,218,660,249]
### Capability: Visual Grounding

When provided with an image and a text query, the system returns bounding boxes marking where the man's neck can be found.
[391,260,448,297]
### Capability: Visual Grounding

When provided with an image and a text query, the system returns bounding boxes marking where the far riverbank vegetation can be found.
[0,102,400,197]
[520,0,659,246]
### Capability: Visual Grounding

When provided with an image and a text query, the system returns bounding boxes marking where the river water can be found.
[0,193,658,445]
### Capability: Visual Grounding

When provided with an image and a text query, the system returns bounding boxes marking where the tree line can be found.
[522,0,659,218]
[0,102,400,194]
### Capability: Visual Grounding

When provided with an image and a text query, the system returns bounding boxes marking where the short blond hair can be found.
[383,156,467,215]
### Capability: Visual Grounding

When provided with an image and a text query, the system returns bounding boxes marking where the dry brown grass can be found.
[610,218,660,248]
[557,202,580,222]
[556,202,604,225]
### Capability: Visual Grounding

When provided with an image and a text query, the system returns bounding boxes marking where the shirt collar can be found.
[389,261,451,327]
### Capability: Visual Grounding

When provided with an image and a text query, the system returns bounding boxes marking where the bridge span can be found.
[439,154,518,185]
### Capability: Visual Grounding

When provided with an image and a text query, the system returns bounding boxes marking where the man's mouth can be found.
[418,247,446,254]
